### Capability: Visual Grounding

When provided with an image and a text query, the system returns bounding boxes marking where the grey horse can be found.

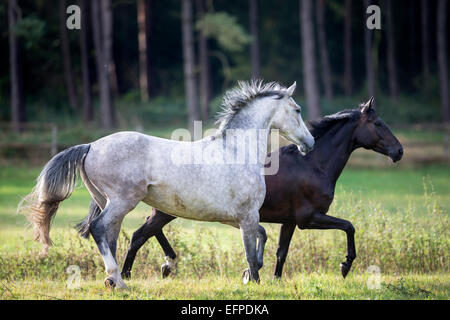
[19,80,314,289]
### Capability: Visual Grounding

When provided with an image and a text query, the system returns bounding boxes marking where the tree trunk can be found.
[8,0,26,132]
[182,0,199,134]
[101,0,116,127]
[145,0,154,97]
[385,0,398,100]
[437,0,449,124]
[79,0,93,122]
[344,0,352,96]
[137,0,149,102]
[196,0,211,122]
[364,0,375,100]
[249,0,260,79]
[408,4,418,81]
[316,0,333,100]
[300,0,321,120]
[59,0,78,110]
[92,0,115,129]
[421,0,430,82]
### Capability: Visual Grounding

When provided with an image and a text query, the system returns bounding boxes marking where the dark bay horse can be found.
[81,98,403,279]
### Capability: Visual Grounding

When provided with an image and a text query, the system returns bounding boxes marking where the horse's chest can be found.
[311,183,335,213]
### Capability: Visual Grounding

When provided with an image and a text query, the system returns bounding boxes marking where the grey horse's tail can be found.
[75,199,102,239]
[18,144,91,255]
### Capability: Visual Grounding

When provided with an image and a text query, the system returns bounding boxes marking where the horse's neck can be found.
[222,100,275,165]
[225,100,275,131]
[311,121,357,185]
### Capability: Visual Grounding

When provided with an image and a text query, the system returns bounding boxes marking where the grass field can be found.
[0,164,449,300]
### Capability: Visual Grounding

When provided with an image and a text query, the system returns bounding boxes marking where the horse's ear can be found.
[286,81,296,96]
[361,97,375,113]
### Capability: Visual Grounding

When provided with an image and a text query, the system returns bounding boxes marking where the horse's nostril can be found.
[398,148,403,156]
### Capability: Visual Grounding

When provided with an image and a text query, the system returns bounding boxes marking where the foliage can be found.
[0,0,448,125]
[13,16,46,49]
[196,12,251,52]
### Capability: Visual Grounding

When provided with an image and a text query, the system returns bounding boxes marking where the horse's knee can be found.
[345,222,355,235]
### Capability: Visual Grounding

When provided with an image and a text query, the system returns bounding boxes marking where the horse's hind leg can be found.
[121,209,177,279]
[90,200,137,289]
[241,224,266,281]
[106,217,123,261]
[256,225,267,270]
[156,231,178,278]
[274,222,296,279]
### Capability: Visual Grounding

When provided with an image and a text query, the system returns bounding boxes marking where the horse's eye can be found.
[295,109,301,114]
[374,121,382,127]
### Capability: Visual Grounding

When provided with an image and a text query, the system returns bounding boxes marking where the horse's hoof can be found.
[116,280,129,290]
[104,277,116,289]
[242,269,250,285]
[121,271,131,280]
[340,262,350,278]
[161,263,171,279]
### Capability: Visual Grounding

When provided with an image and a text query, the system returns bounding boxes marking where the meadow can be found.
[0,162,449,300]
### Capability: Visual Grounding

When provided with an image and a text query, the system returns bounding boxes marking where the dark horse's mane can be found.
[280,108,361,155]
[307,108,361,139]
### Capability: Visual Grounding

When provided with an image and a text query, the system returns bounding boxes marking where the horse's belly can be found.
[142,187,236,222]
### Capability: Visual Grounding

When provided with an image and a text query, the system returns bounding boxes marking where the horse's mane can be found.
[307,108,361,139]
[216,79,286,132]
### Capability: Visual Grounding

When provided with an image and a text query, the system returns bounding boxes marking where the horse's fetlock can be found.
[347,253,356,261]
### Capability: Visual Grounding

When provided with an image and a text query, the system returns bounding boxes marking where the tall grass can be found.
[0,178,447,282]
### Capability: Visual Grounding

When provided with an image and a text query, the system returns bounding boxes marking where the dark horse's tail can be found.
[75,199,102,239]
[18,144,91,256]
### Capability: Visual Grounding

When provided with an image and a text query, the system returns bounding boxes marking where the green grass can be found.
[0,164,449,299]
[1,274,448,300]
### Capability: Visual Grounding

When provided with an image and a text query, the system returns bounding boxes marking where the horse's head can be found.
[354,98,403,162]
[271,82,315,154]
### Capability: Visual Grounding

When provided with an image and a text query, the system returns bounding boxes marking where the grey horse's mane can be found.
[215,79,286,132]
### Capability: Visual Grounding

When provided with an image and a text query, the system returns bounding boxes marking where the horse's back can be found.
[84,131,168,200]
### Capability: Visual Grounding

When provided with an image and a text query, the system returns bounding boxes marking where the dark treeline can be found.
[1,0,449,130]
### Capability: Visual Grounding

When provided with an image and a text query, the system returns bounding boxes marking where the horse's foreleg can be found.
[274,222,296,279]
[240,215,260,284]
[303,213,356,278]
[121,209,177,279]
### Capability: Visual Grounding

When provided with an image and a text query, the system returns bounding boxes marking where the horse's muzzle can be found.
[390,147,403,163]
[299,140,314,154]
